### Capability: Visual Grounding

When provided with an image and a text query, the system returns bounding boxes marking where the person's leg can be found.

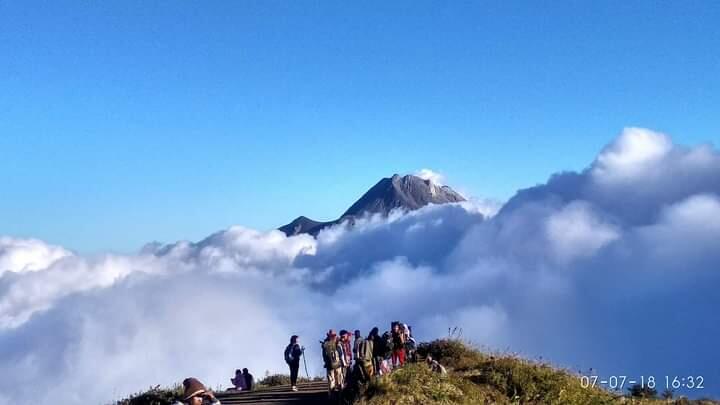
[328,368,339,391]
[327,368,334,392]
[399,349,406,366]
[290,361,299,387]
[336,368,344,390]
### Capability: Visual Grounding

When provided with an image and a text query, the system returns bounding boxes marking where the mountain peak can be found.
[278,173,465,237]
[342,174,464,218]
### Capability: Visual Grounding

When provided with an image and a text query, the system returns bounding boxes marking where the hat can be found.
[182,377,207,400]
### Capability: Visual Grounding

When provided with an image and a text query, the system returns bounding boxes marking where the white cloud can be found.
[414,168,445,185]
[0,237,71,275]
[591,127,673,183]
[545,202,619,264]
[0,128,719,403]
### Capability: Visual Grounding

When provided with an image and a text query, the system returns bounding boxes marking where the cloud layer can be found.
[1,128,719,404]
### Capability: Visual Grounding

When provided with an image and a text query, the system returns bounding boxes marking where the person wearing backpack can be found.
[322,330,344,393]
[368,327,383,375]
[380,330,394,373]
[355,331,374,382]
[284,335,304,392]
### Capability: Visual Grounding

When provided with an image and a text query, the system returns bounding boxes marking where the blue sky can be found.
[1,1,719,253]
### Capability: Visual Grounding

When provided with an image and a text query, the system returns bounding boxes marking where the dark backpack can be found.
[382,332,394,358]
[284,344,296,364]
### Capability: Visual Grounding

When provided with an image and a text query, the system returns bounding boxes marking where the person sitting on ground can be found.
[285,335,304,392]
[322,329,344,394]
[242,368,254,391]
[426,355,447,375]
[230,369,247,391]
[174,377,221,405]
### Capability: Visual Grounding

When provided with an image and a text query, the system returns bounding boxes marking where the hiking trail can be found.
[214,381,329,405]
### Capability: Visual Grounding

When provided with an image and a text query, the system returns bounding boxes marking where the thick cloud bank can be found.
[1,128,719,404]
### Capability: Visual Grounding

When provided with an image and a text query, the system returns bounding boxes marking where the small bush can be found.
[113,385,182,405]
[257,373,325,387]
[628,383,658,399]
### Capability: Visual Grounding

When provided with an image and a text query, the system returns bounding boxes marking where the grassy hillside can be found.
[114,340,717,405]
[358,339,717,405]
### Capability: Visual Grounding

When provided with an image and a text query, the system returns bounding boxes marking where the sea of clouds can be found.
[1,128,719,404]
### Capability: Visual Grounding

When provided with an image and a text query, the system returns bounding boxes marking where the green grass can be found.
[113,340,718,405]
[256,373,325,387]
[112,384,182,405]
[358,339,718,405]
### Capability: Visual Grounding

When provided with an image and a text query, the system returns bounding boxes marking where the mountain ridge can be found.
[278,174,466,237]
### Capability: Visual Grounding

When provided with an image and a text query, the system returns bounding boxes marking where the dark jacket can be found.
[286,343,303,364]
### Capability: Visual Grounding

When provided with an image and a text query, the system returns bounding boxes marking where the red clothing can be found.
[341,339,352,365]
[392,348,406,367]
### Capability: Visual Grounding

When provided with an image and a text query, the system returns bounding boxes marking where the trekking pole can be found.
[302,347,310,379]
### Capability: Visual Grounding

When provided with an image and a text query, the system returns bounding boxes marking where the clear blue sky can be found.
[1,1,719,253]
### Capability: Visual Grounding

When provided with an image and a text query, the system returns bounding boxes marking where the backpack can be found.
[358,339,373,365]
[322,340,341,369]
[284,344,296,364]
[382,332,394,358]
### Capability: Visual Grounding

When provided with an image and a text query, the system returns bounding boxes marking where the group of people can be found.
[312,321,418,394]
[173,321,446,404]
[229,368,254,391]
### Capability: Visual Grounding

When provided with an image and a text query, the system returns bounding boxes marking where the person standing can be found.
[322,330,344,394]
[284,335,304,392]
[355,331,374,382]
[352,329,362,364]
[339,330,353,387]
[391,323,406,368]
[366,327,382,375]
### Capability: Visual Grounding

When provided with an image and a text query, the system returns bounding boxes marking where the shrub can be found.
[113,385,182,405]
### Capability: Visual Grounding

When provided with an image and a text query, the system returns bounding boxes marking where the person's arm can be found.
[205,391,221,404]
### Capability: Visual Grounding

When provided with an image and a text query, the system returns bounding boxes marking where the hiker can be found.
[368,327,384,375]
[391,323,406,368]
[352,329,362,363]
[284,335,304,392]
[174,377,221,405]
[339,330,353,386]
[242,368,254,391]
[380,330,394,374]
[230,369,247,391]
[405,326,417,363]
[322,329,344,394]
[426,354,448,375]
[355,330,374,382]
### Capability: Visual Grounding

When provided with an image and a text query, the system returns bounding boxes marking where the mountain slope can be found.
[278,174,466,237]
